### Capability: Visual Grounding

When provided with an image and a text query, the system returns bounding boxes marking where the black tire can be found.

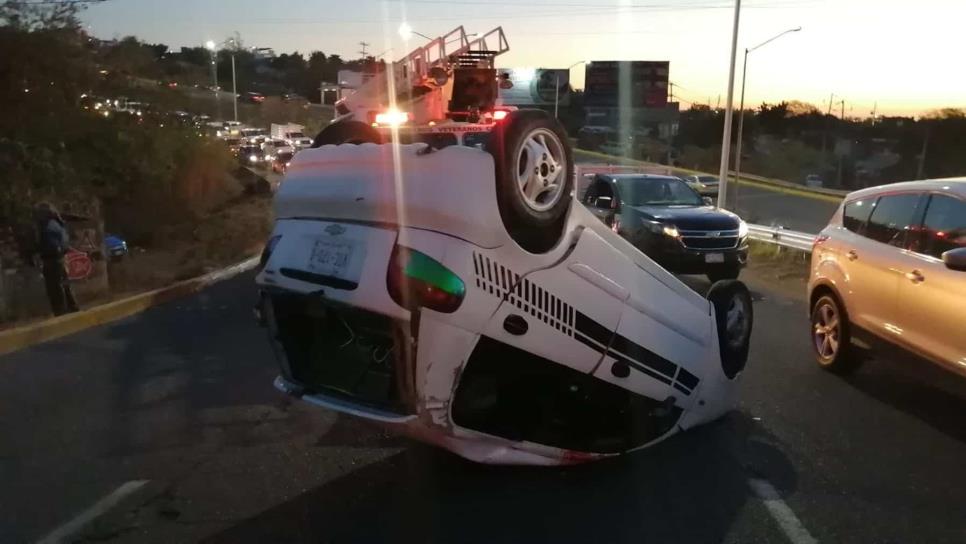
[311,120,382,147]
[486,110,574,254]
[810,294,860,374]
[707,265,741,283]
[707,280,753,379]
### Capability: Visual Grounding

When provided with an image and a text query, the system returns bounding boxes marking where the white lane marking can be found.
[36,480,150,544]
[748,478,818,544]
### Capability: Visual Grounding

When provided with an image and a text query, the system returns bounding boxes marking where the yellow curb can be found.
[0,257,259,357]
[574,148,845,204]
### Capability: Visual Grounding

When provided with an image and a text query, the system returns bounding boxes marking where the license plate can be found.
[307,237,358,280]
[705,253,725,263]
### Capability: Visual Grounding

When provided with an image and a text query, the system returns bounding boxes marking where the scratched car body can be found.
[254,111,753,465]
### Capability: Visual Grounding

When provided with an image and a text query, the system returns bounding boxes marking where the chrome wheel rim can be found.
[725,295,750,349]
[812,301,840,360]
[514,128,566,213]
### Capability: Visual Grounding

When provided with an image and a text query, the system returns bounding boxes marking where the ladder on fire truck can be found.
[394,26,509,89]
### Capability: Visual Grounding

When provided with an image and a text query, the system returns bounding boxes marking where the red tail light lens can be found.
[387,246,466,314]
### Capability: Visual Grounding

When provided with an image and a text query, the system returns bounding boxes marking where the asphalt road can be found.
[3,266,966,543]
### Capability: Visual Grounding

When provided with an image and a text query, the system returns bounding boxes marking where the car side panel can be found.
[479,228,625,376]
[894,250,966,372]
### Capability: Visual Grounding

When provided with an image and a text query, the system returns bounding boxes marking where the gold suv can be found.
[808,179,966,374]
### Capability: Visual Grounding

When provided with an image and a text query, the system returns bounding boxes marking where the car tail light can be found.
[492,109,509,121]
[387,246,465,314]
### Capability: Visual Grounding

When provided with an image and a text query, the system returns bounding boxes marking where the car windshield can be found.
[698,176,718,183]
[277,152,294,162]
[618,177,703,206]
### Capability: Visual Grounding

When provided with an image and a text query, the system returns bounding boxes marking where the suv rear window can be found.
[917,194,966,259]
[843,198,875,233]
[864,193,921,247]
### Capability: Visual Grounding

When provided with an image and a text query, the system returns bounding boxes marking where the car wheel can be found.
[810,294,860,374]
[707,280,753,379]
[311,120,382,147]
[486,110,574,254]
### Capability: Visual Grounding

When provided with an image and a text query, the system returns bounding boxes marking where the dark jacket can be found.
[38,216,70,260]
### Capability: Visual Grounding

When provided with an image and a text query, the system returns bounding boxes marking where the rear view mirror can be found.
[942,247,966,271]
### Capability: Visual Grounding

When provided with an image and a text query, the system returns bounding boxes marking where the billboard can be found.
[497,68,570,106]
[583,61,669,108]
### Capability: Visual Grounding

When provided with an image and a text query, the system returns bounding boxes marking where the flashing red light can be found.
[493,110,509,121]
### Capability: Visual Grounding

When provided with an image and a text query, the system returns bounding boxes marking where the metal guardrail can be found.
[747,224,817,252]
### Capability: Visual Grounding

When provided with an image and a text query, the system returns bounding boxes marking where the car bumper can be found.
[626,231,748,275]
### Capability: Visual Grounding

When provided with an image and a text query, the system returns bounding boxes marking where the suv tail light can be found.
[388,246,465,313]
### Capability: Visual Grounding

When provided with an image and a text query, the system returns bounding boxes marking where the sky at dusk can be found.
[82,0,966,116]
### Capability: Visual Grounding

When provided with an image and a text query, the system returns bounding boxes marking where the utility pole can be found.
[716,0,742,209]
[917,125,930,179]
[358,41,370,57]
[231,54,238,122]
[871,102,877,126]
[836,99,846,187]
[820,92,834,164]
[669,82,674,103]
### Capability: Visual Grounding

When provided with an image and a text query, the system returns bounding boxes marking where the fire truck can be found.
[316,26,512,147]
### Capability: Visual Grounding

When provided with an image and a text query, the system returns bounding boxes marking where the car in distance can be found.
[243,91,266,104]
[681,174,720,196]
[271,150,294,174]
[262,138,295,161]
[805,174,824,188]
[582,174,748,282]
[808,179,966,375]
[237,144,264,167]
[254,110,754,465]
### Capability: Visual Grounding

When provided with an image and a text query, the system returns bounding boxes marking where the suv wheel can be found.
[810,294,861,374]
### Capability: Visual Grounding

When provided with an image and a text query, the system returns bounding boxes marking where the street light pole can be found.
[205,40,221,119]
[732,26,800,213]
[716,0,742,209]
[231,53,238,122]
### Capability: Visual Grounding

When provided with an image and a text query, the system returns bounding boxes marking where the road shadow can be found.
[200,412,796,544]
[843,350,966,444]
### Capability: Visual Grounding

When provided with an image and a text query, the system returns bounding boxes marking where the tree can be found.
[0,0,95,31]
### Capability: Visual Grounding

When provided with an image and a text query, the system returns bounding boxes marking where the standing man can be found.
[35,203,79,316]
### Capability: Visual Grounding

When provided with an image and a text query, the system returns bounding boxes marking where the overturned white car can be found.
[255,111,753,465]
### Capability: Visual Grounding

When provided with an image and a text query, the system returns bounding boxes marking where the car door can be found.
[840,192,924,337]
[893,193,966,369]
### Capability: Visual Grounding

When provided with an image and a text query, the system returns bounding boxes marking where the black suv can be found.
[582,174,749,281]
